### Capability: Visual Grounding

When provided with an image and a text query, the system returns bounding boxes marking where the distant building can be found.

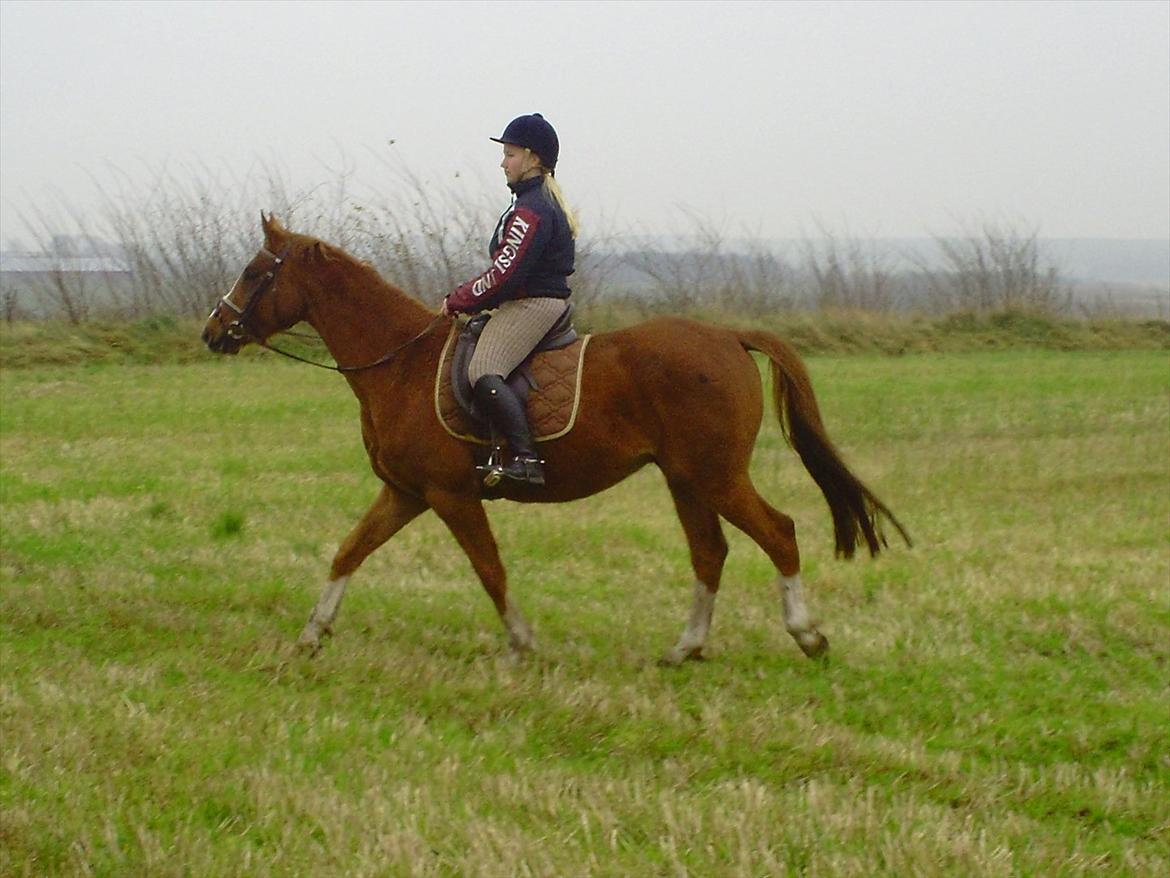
[0,253,130,275]
[0,243,132,319]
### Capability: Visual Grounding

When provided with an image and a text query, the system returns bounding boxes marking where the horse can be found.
[202,214,909,665]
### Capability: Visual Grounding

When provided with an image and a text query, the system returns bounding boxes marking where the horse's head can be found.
[202,213,311,355]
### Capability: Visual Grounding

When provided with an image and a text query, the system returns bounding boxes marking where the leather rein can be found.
[211,245,447,373]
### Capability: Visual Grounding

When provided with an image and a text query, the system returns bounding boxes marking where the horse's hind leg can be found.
[659,481,729,666]
[715,477,829,659]
[297,483,426,655]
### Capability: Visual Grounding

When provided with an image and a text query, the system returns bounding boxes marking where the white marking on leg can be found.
[778,574,828,658]
[503,597,535,653]
[298,575,350,648]
[662,580,717,665]
[779,574,811,634]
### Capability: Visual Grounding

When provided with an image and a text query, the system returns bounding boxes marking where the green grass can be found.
[1,310,1167,369]
[1,349,1168,876]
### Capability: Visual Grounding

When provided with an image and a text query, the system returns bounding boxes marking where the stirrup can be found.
[478,445,506,487]
[479,452,544,487]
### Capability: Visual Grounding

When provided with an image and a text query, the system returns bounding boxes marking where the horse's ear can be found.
[261,212,286,246]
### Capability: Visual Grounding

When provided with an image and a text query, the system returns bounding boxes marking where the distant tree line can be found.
[0,157,1129,324]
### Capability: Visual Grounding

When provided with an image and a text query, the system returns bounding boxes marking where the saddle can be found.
[435,304,590,444]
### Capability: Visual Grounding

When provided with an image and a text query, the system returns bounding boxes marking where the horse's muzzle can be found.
[201,322,242,355]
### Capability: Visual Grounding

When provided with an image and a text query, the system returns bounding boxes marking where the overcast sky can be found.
[1,0,1168,245]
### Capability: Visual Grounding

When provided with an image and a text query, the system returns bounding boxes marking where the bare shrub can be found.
[93,159,295,318]
[798,228,902,312]
[1069,282,1170,321]
[722,237,798,314]
[2,286,23,322]
[348,154,495,305]
[924,220,1068,315]
[621,210,797,315]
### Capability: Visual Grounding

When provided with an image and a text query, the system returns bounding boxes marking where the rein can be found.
[255,315,447,372]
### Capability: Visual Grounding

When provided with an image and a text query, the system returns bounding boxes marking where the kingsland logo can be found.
[471,214,532,297]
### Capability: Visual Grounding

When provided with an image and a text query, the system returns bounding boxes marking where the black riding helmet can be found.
[491,113,559,173]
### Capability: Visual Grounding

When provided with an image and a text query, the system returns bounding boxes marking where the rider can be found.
[441,113,578,486]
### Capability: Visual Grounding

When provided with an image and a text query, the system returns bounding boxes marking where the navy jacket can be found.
[445,176,574,314]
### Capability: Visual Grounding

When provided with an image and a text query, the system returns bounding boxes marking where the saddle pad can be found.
[434,325,591,444]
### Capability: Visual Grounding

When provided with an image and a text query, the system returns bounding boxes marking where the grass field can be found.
[1,347,1167,877]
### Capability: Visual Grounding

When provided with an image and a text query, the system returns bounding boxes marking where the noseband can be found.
[210,245,290,341]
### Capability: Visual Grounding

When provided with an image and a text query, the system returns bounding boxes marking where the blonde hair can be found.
[524,147,579,239]
[541,174,580,239]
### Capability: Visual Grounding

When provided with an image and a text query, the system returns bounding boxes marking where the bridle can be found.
[209,244,446,373]
[211,245,290,342]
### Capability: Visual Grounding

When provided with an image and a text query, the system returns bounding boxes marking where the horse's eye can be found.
[242,269,259,281]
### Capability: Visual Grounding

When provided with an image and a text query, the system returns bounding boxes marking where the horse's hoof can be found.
[506,644,535,664]
[507,633,536,659]
[658,646,704,667]
[795,630,829,660]
[296,619,332,658]
[296,624,328,657]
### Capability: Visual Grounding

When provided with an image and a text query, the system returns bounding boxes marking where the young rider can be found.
[441,113,578,486]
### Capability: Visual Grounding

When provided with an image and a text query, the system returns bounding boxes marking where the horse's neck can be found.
[305,263,432,369]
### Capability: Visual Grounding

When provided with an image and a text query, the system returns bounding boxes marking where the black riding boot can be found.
[472,374,545,486]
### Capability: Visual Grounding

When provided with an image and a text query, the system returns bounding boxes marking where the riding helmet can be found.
[491,113,559,172]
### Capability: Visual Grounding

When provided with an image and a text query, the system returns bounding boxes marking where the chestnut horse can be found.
[202,215,909,664]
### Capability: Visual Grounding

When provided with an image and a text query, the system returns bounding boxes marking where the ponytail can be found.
[542,174,580,240]
[522,147,579,239]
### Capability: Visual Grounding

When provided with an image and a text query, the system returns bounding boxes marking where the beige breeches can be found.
[467,297,570,384]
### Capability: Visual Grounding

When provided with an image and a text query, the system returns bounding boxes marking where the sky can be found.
[1,0,1168,246]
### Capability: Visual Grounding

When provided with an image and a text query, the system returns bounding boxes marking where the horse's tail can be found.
[738,330,912,558]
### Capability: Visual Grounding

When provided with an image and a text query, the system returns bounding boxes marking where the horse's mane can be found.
[285,232,410,295]
[264,216,430,313]
[289,234,368,269]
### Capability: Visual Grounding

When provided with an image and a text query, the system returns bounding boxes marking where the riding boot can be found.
[472,374,545,486]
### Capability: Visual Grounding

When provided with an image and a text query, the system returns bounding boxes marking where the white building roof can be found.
[0,253,130,273]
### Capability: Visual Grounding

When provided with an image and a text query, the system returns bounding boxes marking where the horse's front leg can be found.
[297,483,426,655]
[426,489,535,655]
